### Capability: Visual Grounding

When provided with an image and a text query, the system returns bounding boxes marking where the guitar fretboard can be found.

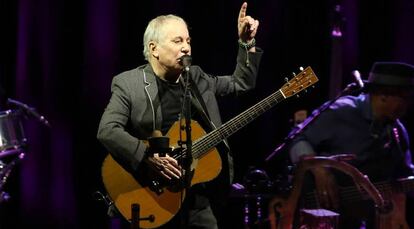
[305,176,414,207]
[172,66,318,161]
[192,90,285,159]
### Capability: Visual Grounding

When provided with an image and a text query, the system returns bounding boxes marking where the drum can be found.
[0,110,26,152]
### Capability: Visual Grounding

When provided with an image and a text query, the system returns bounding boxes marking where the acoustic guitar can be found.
[270,175,414,229]
[302,176,413,229]
[102,66,319,228]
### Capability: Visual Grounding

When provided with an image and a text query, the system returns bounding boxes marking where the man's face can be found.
[382,91,413,120]
[153,19,191,73]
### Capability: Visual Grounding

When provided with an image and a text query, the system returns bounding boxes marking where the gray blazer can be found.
[97,47,263,183]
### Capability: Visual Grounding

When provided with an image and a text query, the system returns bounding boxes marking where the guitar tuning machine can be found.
[284,77,289,82]
[299,66,304,71]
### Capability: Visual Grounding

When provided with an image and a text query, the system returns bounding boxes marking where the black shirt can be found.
[156,76,209,207]
[156,77,184,135]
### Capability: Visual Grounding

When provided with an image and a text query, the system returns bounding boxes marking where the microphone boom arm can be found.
[7,98,51,127]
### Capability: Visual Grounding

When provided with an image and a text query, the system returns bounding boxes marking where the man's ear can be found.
[149,41,159,58]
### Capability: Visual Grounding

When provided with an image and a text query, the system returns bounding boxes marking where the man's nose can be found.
[181,45,190,53]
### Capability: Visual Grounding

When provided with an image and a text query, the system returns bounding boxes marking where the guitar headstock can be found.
[280,66,319,98]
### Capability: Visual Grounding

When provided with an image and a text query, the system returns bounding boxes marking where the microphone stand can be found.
[178,55,194,188]
[178,62,193,229]
[265,82,362,162]
[182,69,193,185]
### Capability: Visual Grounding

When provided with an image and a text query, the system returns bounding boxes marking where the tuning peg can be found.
[292,72,296,77]
[284,77,289,82]
[296,94,300,98]
[299,66,304,71]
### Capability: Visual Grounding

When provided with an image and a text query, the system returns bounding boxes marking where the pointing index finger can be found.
[238,2,247,21]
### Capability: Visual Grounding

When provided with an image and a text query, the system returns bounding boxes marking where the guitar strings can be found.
[172,89,285,160]
[195,89,285,156]
[173,72,313,161]
[190,74,314,159]
[303,179,413,206]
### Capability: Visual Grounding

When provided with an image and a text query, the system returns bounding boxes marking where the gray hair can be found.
[143,15,187,61]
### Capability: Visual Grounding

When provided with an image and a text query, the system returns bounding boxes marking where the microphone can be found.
[7,98,51,127]
[352,70,364,89]
[180,55,192,72]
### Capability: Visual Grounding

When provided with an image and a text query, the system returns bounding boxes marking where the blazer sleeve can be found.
[213,47,263,96]
[97,75,147,173]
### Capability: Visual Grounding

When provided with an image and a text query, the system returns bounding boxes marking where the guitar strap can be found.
[180,75,231,153]
[393,123,408,153]
[183,74,232,193]
[179,76,214,132]
[187,76,231,153]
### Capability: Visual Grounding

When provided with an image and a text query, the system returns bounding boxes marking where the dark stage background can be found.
[1,0,414,228]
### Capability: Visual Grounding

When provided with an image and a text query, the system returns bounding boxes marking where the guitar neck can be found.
[375,176,414,195]
[401,177,414,192]
[175,66,318,160]
[192,89,285,158]
[304,176,414,207]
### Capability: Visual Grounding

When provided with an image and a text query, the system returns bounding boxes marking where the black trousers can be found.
[116,192,218,229]
[159,190,217,229]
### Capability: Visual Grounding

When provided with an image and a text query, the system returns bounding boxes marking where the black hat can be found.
[366,62,414,89]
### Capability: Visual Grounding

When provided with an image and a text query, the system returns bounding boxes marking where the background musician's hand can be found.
[311,167,340,210]
[145,153,182,180]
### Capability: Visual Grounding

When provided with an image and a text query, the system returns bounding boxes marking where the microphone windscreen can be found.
[181,55,192,67]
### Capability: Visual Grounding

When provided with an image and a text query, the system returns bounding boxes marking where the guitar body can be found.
[268,196,295,229]
[102,120,222,228]
[378,193,409,229]
[269,184,411,229]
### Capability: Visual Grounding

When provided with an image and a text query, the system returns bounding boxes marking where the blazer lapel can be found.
[142,65,163,131]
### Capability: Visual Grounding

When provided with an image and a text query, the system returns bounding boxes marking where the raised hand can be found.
[238,2,259,43]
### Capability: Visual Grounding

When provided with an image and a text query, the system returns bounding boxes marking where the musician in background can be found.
[97,2,262,228]
[289,62,414,228]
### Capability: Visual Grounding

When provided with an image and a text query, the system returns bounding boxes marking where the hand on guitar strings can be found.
[145,153,182,180]
[311,167,340,210]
